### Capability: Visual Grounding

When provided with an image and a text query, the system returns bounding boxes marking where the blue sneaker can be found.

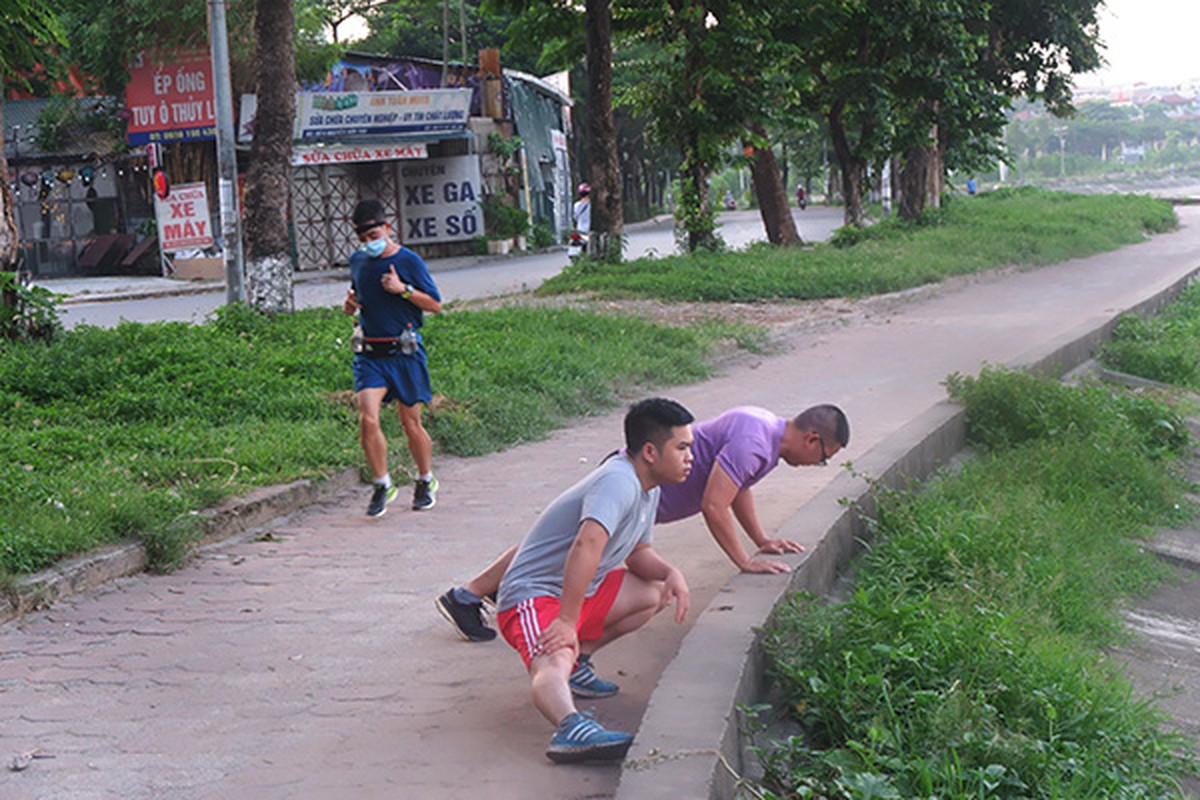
[367,484,399,517]
[569,653,619,698]
[546,711,633,763]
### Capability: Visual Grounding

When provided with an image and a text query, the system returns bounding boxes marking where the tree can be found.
[898,0,1105,218]
[772,0,901,226]
[243,0,298,313]
[1,0,67,292]
[355,0,541,73]
[621,0,766,251]
[487,0,624,258]
[583,0,622,259]
[742,121,800,246]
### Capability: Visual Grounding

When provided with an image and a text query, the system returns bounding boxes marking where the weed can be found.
[1100,283,1200,391]
[538,189,1176,303]
[754,370,1195,798]
[0,304,725,576]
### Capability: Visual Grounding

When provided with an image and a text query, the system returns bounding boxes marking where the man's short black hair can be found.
[625,397,694,453]
[793,404,850,448]
[352,199,388,234]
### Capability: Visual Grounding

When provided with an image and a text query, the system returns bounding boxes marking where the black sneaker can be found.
[367,484,399,517]
[412,477,438,510]
[435,589,497,642]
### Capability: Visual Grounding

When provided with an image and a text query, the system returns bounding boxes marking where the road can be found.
[57,207,843,329]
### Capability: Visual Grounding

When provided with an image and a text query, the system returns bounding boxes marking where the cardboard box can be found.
[172,257,224,281]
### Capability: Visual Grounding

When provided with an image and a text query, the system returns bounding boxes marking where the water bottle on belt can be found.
[399,323,418,355]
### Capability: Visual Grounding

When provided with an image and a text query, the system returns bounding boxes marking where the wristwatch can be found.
[400,283,413,299]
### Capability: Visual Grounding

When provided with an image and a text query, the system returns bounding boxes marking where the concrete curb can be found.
[1,467,361,625]
[615,266,1200,799]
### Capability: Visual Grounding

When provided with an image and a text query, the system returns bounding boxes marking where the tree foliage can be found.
[352,0,541,73]
[1,0,68,92]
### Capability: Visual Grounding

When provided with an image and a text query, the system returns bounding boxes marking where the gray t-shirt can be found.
[497,455,658,612]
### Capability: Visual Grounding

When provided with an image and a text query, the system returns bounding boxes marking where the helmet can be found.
[577,183,591,197]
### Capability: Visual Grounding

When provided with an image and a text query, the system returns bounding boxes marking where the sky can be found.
[334,0,1197,89]
[1084,0,1200,87]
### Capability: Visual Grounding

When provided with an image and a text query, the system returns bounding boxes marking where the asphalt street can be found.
[50,207,843,329]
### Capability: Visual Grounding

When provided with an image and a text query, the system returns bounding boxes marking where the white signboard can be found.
[296,89,471,140]
[291,142,428,166]
[400,156,483,244]
[154,182,214,251]
[239,89,470,143]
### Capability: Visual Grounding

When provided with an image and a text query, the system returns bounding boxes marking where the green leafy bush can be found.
[757,370,1194,798]
[482,196,529,239]
[945,364,1190,458]
[0,273,62,343]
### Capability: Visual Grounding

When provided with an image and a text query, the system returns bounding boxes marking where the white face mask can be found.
[361,238,387,257]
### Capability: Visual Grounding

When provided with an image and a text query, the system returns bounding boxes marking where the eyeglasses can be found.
[815,434,830,466]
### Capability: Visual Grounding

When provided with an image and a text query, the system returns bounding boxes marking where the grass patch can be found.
[754,367,1195,798]
[0,303,722,576]
[1100,282,1200,392]
[538,188,1177,302]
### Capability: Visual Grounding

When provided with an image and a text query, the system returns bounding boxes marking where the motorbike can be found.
[567,230,589,262]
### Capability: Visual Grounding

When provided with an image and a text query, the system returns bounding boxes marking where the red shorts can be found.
[498,569,626,669]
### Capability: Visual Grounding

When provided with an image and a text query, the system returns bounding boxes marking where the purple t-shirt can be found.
[655,406,786,523]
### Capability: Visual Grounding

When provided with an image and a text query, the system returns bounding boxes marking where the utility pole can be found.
[207,0,246,305]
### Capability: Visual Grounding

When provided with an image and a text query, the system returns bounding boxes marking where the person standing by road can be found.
[495,397,694,763]
[343,199,443,517]
[572,183,591,233]
[437,404,850,641]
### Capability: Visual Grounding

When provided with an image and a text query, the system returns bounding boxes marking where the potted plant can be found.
[482,196,529,254]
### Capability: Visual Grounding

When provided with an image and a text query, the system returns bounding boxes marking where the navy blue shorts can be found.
[352,349,433,407]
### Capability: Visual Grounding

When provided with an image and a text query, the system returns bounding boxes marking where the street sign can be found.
[153,182,214,252]
[126,50,217,146]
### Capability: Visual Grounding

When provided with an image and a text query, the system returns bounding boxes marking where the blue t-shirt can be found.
[349,246,441,338]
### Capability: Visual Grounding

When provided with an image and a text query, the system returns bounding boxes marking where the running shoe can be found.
[367,484,399,517]
[546,711,633,763]
[569,653,619,698]
[435,589,497,642]
[412,477,438,510]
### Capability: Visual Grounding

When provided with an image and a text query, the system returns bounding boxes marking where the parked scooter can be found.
[567,230,589,262]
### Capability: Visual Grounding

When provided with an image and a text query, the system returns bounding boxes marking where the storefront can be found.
[240,86,481,269]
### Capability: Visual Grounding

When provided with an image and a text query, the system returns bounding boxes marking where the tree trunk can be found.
[898,143,931,221]
[683,156,715,252]
[928,122,946,209]
[585,0,622,261]
[743,121,801,246]
[0,105,17,268]
[0,98,20,316]
[243,0,296,314]
[827,103,866,226]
